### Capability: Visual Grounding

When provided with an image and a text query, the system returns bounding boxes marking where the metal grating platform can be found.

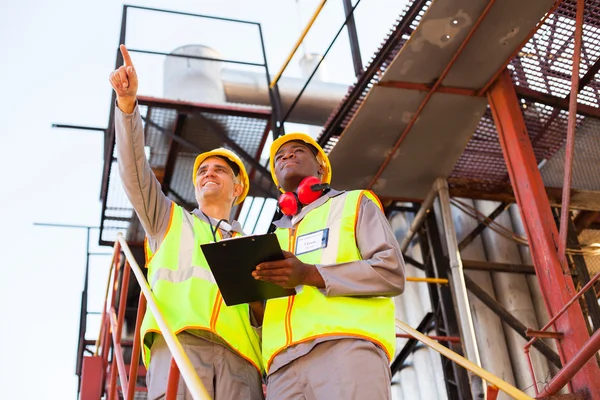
[99,97,274,245]
[318,0,600,207]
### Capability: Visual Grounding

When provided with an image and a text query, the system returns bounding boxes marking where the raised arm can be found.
[109,45,171,247]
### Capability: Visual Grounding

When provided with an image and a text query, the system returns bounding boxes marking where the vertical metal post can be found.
[435,178,484,400]
[488,69,600,396]
[257,23,284,138]
[424,211,473,400]
[342,0,363,77]
[126,293,147,400]
[400,187,437,253]
[557,0,585,268]
[76,227,92,382]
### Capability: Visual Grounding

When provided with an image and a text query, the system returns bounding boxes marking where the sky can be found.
[0,0,408,398]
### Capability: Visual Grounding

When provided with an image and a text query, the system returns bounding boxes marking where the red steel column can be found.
[487,69,600,398]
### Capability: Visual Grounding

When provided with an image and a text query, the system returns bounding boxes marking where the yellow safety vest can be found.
[262,190,396,372]
[141,203,263,373]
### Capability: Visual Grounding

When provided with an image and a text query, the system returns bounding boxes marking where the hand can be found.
[108,45,138,113]
[252,251,325,289]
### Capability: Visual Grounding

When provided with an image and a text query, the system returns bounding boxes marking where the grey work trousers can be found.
[147,332,264,400]
[266,339,392,400]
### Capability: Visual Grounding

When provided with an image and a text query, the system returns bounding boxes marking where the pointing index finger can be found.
[120,44,134,67]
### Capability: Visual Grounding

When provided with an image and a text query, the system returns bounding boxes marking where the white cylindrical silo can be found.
[475,200,552,396]
[447,199,516,400]
[163,45,226,103]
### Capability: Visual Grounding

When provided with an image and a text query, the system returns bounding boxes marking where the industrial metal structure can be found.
[75,0,600,398]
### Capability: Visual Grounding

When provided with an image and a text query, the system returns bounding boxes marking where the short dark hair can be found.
[214,156,240,176]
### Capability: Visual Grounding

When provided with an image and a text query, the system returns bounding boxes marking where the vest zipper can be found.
[209,227,226,332]
[284,226,297,346]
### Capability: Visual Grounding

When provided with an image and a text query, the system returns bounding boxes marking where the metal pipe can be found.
[557,0,585,268]
[281,0,363,124]
[525,270,600,351]
[395,333,461,343]
[126,294,146,400]
[130,48,264,68]
[117,234,210,400]
[109,309,130,397]
[111,260,133,396]
[538,328,600,397]
[395,318,534,400]
[342,0,363,77]
[94,242,120,356]
[368,0,497,189]
[126,4,260,25]
[222,69,348,126]
[436,178,485,399]
[270,0,328,88]
[400,187,437,253]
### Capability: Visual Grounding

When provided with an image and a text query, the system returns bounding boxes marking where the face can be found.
[273,141,323,192]
[194,157,242,206]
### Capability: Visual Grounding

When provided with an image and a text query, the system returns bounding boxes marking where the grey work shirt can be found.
[115,103,244,347]
[267,189,406,375]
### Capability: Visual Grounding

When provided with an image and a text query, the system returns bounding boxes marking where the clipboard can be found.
[200,233,295,306]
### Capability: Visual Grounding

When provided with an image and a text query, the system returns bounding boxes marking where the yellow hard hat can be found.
[192,148,249,205]
[269,133,331,192]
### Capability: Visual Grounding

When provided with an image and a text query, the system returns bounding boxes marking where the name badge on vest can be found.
[295,228,329,255]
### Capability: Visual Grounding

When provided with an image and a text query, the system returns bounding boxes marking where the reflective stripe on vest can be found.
[140,204,263,372]
[263,190,396,372]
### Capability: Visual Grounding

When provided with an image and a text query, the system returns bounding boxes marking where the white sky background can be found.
[0,0,407,398]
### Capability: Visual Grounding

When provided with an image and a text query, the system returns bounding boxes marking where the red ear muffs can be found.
[278,176,330,216]
[278,191,301,216]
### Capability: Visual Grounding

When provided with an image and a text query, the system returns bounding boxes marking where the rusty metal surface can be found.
[320,0,600,206]
[322,0,564,200]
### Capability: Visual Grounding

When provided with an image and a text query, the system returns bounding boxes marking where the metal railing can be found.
[100,4,278,245]
[526,269,600,397]
[394,319,533,400]
[88,233,210,399]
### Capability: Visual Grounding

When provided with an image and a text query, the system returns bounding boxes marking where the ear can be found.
[233,182,243,198]
[317,164,325,179]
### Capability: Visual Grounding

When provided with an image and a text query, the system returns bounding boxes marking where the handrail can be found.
[93,234,210,399]
[394,318,534,400]
[524,269,600,396]
[269,0,328,88]
[116,233,210,400]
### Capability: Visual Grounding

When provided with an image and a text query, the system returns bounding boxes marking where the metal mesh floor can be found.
[100,98,271,245]
[318,0,600,201]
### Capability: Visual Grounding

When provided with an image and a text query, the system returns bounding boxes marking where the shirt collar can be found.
[273,188,344,229]
[192,209,244,234]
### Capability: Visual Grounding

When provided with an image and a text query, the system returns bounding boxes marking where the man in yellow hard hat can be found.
[110,45,264,400]
[252,133,405,399]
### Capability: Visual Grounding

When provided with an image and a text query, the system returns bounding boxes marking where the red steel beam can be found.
[165,358,181,400]
[368,0,498,189]
[488,69,600,397]
[557,0,585,268]
[538,329,600,398]
[515,87,600,120]
[126,293,147,400]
